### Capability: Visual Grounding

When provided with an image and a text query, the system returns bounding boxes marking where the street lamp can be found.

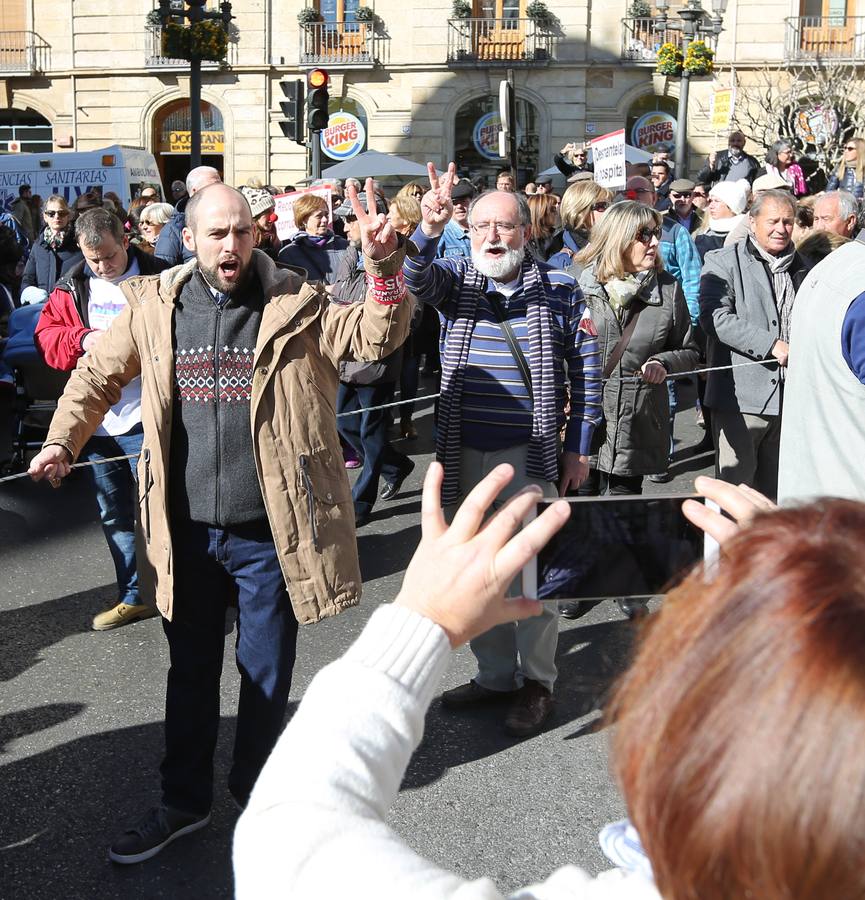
[156,0,234,170]
[653,0,727,174]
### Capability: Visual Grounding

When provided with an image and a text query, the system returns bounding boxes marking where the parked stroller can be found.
[0,302,69,475]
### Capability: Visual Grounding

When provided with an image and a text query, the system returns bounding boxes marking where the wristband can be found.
[365,271,406,306]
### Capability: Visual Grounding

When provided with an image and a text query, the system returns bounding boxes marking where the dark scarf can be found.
[436,254,559,505]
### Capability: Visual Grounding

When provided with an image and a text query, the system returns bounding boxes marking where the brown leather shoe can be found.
[504,679,553,737]
[440,680,517,709]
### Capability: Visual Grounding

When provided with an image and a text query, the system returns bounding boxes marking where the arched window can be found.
[453,95,539,188]
[153,99,224,188]
[0,108,52,154]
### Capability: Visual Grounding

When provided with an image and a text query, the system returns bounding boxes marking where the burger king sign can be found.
[631,112,677,155]
[320,111,367,161]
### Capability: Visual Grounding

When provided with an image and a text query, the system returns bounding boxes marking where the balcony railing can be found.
[447,18,557,65]
[300,21,384,67]
[0,31,50,76]
[621,17,688,61]
[145,27,238,69]
[784,16,865,61]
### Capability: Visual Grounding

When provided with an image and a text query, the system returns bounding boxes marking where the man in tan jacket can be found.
[29,181,414,864]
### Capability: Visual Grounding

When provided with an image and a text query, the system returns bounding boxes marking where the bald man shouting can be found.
[29,181,415,864]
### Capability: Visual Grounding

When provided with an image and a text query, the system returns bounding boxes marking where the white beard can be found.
[471,243,525,281]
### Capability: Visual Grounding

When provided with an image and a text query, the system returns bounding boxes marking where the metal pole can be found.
[311,134,322,181]
[507,67,517,182]
[675,64,690,176]
[190,55,202,169]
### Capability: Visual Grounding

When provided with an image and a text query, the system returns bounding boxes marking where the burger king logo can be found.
[321,112,366,161]
[473,112,503,161]
[631,112,677,154]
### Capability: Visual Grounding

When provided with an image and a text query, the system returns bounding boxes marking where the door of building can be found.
[474,0,525,61]
[316,0,368,61]
[153,99,224,190]
[799,0,852,55]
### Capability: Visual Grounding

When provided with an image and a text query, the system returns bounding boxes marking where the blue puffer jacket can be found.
[277,231,349,284]
[21,229,83,293]
[826,167,865,201]
[659,217,701,326]
[154,197,193,266]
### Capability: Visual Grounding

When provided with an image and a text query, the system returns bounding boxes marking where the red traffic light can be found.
[308,68,329,89]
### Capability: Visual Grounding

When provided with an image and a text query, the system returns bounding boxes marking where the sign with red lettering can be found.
[631,112,677,155]
[320,112,366,161]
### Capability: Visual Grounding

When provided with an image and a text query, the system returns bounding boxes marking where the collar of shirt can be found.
[485,274,523,303]
[199,270,230,307]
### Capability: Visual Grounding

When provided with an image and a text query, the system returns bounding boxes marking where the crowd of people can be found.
[4,126,865,893]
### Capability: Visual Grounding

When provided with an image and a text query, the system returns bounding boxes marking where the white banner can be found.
[590,128,627,191]
[273,186,334,242]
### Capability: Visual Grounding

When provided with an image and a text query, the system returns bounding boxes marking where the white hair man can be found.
[402,162,602,737]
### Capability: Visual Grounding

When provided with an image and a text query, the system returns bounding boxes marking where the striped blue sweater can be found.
[406,227,602,466]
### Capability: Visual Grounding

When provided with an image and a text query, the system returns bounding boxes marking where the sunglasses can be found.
[692,192,707,198]
[44,210,68,217]
[635,226,662,244]
[670,192,692,199]
[591,201,610,212]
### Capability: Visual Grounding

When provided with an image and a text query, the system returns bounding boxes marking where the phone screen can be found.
[523,495,706,601]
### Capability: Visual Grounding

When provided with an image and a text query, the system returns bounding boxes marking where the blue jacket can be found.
[437,220,471,259]
[826,168,865,201]
[154,197,193,266]
[277,231,348,284]
[659,217,701,325]
[21,229,82,293]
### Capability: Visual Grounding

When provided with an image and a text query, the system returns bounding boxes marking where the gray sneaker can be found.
[108,805,211,865]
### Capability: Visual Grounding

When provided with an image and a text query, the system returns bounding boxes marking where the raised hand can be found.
[346,176,397,260]
[419,161,457,238]
[394,462,571,648]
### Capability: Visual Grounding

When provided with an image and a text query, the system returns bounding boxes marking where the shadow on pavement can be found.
[0,702,86,752]
[0,474,99,549]
[357,519,422,581]
[0,584,115,683]
[401,616,634,791]
[0,715,263,899]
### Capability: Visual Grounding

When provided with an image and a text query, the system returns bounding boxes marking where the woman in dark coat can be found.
[277,193,348,284]
[20,194,82,300]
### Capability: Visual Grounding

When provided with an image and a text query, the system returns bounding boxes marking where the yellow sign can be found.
[168,130,225,154]
[710,89,734,132]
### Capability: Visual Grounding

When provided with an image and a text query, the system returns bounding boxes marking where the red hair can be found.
[610,500,865,899]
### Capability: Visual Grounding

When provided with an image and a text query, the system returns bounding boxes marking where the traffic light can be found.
[279,79,305,145]
[306,68,330,133]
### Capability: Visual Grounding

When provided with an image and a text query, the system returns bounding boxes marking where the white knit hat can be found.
[709,179,750,215]
[241,186,276,218]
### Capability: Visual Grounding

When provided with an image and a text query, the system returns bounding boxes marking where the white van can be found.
[0,145,164,213]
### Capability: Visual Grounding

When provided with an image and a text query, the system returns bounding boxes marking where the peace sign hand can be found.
[419,161,457,238]
[346,177,397,261]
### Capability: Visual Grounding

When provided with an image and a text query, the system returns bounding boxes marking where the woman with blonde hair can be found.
[20,194,82,299]
[395,182,425,204]
[546,180,613,268]
[277,193,348,282]
[827,136,865,200]
[526,192,559,261]
[574,201,699,577]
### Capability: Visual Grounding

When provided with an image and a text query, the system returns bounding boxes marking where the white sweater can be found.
[233,605,660,900]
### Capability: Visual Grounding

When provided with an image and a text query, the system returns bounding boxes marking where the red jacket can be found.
[35,249,167,371]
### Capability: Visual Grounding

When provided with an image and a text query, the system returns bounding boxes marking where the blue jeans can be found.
[160,518,298,814]
[78,426,143,606]
[337,382,412,518]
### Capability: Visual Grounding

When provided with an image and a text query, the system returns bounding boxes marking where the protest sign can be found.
[591,129,627,191]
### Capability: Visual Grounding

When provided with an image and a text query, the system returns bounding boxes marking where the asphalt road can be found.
[0,379,712,900]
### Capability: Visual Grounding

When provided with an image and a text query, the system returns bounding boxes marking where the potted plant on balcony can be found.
[628,0,651,16]
[145,9,162,31]
[355,5,376,23]
[656,41,684,76]
[452,0,472,18]
[526,0,557,30]
[297,7,323,25]
[684,40,714,76]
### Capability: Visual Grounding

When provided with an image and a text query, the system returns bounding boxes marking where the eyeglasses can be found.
[635,226,662,244]
[44,210,68,218]
[591,202,610,212]
[670,192,692,199]
[692,192,707,199]
[469,221,519,235]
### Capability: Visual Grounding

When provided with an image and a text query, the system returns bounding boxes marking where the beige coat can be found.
[45,248,414,624]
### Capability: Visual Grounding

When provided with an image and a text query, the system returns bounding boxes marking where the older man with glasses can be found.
[554,141,594,179]
[403,163,602,737]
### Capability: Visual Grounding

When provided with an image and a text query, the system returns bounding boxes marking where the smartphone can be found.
[522,494,718,602]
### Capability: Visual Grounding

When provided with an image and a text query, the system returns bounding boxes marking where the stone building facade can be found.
[0,0,860,190]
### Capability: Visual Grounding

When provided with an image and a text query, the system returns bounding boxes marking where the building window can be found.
[627,95,677,155]
[454,95,539,188]
[0,109,53,154]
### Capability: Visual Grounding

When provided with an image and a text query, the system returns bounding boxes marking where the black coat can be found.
[21,229,83,293]
[697,149,759,186]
